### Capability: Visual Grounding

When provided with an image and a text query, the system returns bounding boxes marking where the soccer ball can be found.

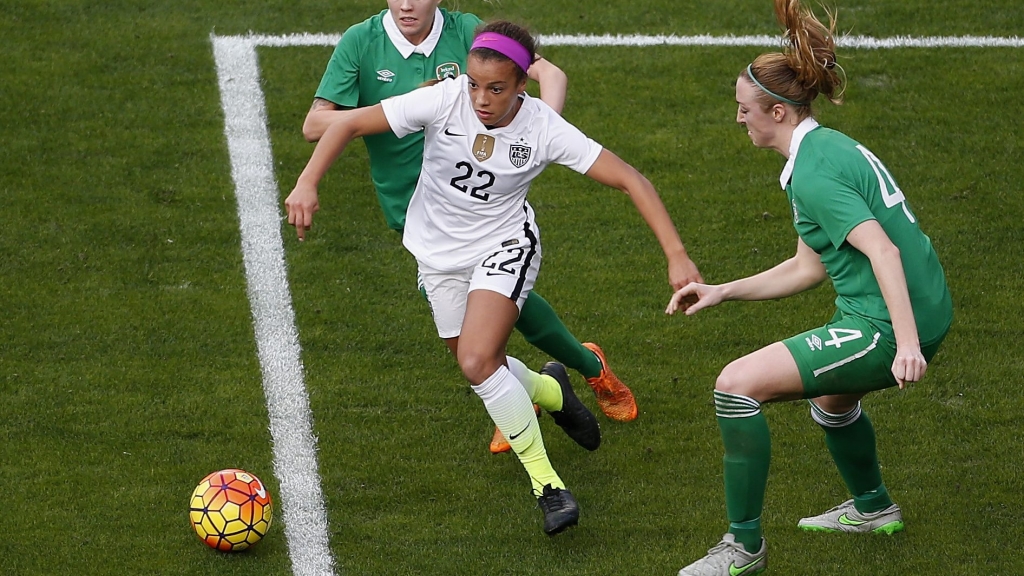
[189,468,273,551]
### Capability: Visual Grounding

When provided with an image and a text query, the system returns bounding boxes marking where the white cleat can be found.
[677,533,766,576]
[797,499,904,534]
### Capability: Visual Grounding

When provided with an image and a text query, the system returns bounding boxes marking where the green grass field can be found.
[2,1,1023,574]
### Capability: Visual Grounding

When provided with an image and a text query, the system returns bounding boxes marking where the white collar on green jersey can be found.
[384,7,444,58]
[779,117,820,189]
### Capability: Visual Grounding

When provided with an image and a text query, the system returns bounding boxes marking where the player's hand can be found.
[665,282,722,316]
[285,182,320,241]
[667,255,703,291]
[891,345,927,389]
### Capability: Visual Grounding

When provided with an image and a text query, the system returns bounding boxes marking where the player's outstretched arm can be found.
[528,56,568,115]
[666,237,827,314]
[584,149,701,290]
[286,105,392,240]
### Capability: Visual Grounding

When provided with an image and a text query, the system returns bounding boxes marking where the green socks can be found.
[715,391,771,554]
[516,292,603,380]
[710,394,896,556]
[811,401,894,513]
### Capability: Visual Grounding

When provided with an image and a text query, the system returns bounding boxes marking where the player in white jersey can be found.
[390,74,599,273]
[287,20,702,535]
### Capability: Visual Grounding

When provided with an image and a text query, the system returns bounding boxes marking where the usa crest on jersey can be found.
[509,144,532,169]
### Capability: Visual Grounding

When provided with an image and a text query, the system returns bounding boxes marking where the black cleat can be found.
[537,484,580,535]
[542,362,601,451]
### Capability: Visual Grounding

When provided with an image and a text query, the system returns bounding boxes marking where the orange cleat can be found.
[489,426,512,454]
[489,404,541,454]
[582,342,638,422]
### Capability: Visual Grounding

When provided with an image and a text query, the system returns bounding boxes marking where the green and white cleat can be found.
[797,499,904,534]
[677,533,766,576]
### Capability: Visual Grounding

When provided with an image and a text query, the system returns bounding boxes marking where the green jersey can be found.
[315,8,482,230]
[783,119,952,345]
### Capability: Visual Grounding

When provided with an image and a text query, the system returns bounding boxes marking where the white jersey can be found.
[381,75,603,271]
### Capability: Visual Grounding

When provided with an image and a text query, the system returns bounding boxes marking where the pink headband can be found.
[470,32,532,74]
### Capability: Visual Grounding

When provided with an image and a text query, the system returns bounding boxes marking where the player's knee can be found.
[810,396,862,417]
[458,350,500,385]
[714,361,757,397]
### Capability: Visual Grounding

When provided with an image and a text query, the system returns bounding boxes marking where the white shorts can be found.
[418,242,542,339]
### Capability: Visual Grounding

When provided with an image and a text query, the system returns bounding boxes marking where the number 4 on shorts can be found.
[823,328,863,348]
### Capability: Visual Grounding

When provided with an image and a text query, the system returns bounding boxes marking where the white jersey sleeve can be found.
[380,79,459,139]
[540,109,603,175]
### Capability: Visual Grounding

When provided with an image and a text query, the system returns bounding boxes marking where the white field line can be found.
[234,32,1024,49]
[209,29,1020,576]
[211,36,336,576]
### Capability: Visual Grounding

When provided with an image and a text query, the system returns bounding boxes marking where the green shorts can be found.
[783,310,946,398]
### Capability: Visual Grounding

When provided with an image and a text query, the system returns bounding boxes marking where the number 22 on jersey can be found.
[449,161,495,201]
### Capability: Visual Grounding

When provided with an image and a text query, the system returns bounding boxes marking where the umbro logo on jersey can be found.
[376,69,395,82]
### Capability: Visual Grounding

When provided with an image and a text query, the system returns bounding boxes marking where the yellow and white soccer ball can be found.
[189,468,273,551]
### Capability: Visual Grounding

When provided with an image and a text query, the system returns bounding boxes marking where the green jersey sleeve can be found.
[314,21,370,108]
[449,11,483,51]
